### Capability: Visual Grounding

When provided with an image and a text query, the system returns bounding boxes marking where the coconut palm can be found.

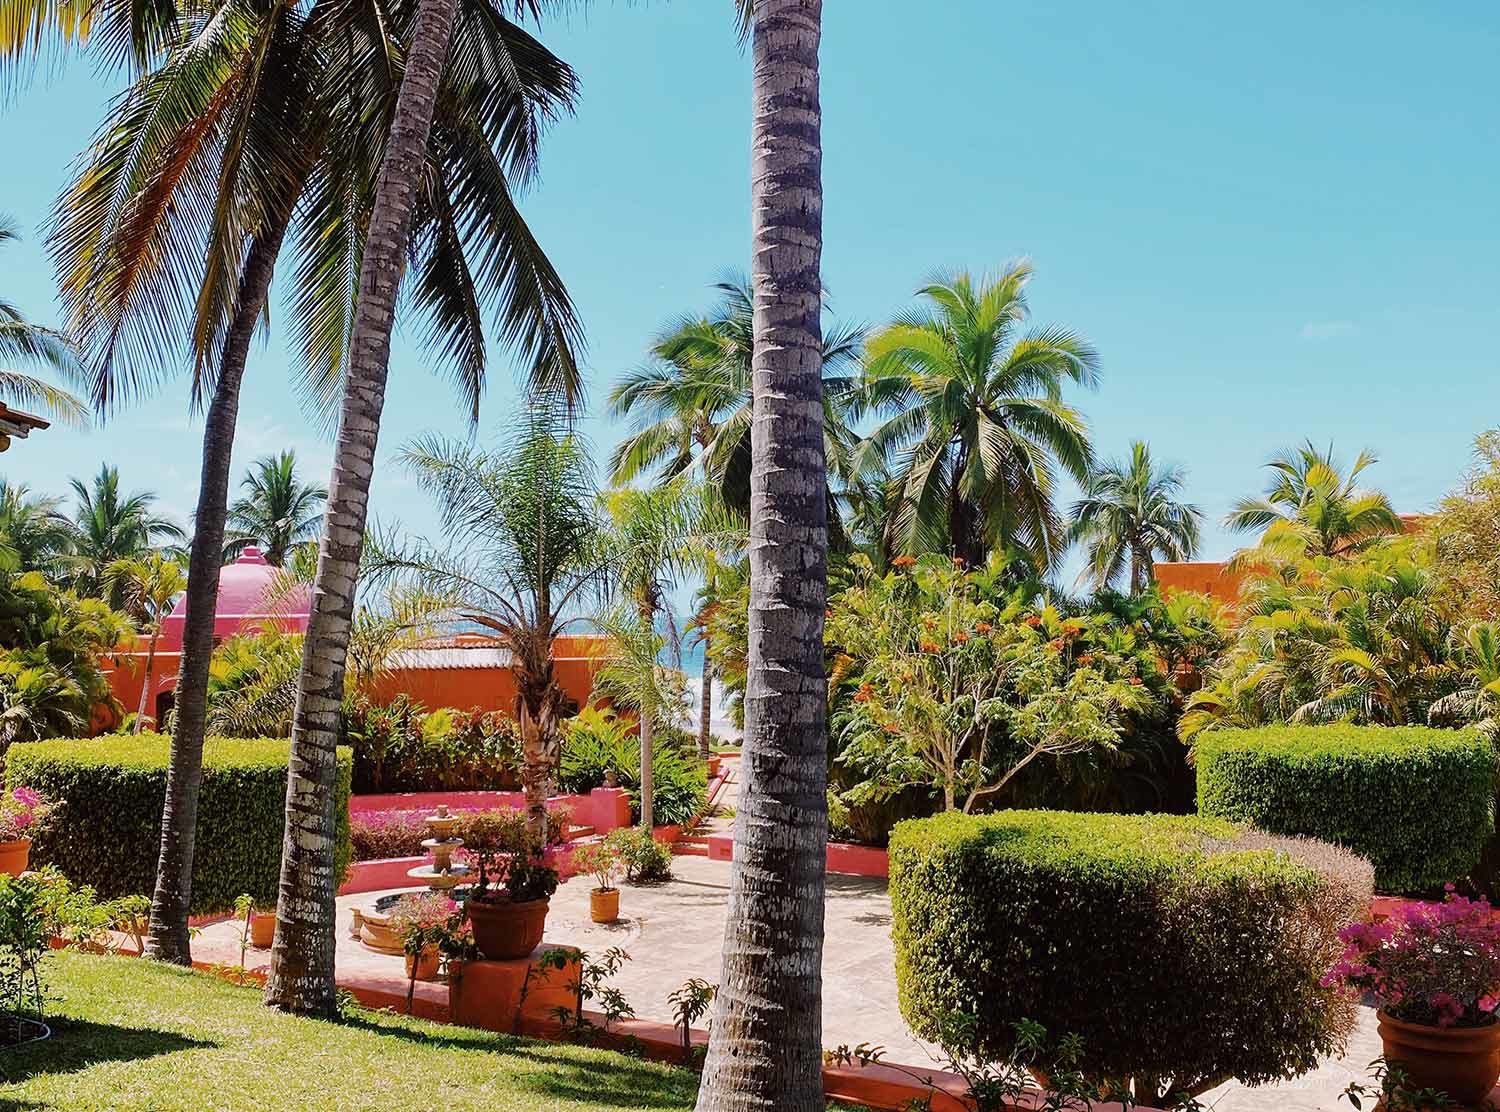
[6,0,580,968]
[608,273,864,519]
[67,466,184,601]
[226,451,326,566]
[0,481,76,577]
[1070,441,1202,594]
[696,2,830,1109]
[853,262,1099,570]
[0,216,87,425]
[367,416,608,834]
[1226,441,1402,562]
[105,553,187,731]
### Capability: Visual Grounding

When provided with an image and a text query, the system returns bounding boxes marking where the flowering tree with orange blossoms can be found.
[826,553,1159,814]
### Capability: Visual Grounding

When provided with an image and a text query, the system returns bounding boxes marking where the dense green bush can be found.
[558,708,707,827]
[5,734,352,914]
[345,696,522,793]
[889,809,1372,1105]
[1196,725,1496,893]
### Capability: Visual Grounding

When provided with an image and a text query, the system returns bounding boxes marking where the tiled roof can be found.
[386,646,514,671]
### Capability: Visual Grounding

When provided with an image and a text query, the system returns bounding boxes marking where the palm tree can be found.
[696,2,829,1109]
[1226,441,1402,562]
[1070,441,1202,594]
[67,466,184,601]
[0,216,87,426]
[368,417,608,831]
[5,0,580,967]
[105,553,187,731]
[601,481,738,826]
[853,262,1099,570]
[608,273,864,519]
[0,481,76,577]
[226,452,327,566]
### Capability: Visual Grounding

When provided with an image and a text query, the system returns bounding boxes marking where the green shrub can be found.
[5,734,352,914]
[1196,724,1496,893]
[559,708,707,828]
[345,696,522,793]
[888,809,1372,1104]
[603,827,673,884]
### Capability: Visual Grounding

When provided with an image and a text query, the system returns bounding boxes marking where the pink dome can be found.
[157,546,312,651]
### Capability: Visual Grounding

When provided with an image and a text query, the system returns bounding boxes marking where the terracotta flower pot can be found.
[404,946,441,982]
[705,756,722,779]
[466,896,549,960]
[1378,1008,1500,1105]
[0,838,31,878]
[249,911,276,949]
[590,886,620,924]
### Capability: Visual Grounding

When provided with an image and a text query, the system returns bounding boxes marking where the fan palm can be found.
[608,273,864,520]
[67,466,184,601]
[853,262,1099,570]
[0,481,76,577]
[226,451,326,565]
[1070,441,1202,594]
[0,216,87,425]
[1226,441,1402,561]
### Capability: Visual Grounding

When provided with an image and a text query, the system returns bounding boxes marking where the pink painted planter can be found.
[350,786,632,837]
[706,833,889,878]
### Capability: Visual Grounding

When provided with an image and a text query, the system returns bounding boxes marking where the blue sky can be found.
[1,0,1496,583]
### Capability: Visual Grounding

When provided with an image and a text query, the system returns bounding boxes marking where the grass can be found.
[0,949,707,1111]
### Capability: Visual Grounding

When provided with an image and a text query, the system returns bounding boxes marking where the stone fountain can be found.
[354,805,473,955]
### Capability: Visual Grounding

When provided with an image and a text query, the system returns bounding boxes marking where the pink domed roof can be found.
[158,546,312,651]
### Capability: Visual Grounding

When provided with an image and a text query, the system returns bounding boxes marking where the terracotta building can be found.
[103,547,605,731]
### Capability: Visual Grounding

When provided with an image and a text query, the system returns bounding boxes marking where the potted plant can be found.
[0,788,56,877]
[389,892,461,982]
[459,811,559,960]
[1326,888,1500,1104]
[570,841,623,923]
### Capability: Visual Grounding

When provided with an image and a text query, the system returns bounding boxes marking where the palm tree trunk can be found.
[145,218,288,966]
[696,3,828,1109]
[638,711,655,829]
[697,649,713,761]
[263,0,459,1017]
[135,627,160,732]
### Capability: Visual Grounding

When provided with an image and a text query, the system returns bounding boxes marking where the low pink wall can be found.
[350,787,632,837]
[338,842,583,896]
[706,833,889,878]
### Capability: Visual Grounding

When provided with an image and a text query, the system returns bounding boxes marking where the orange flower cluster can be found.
[919,639,941,654]
[892,555,917,569]
[975,622,992,634]
[953,632,970,643]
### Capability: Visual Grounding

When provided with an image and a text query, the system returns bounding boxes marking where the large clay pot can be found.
[466,897,549,960]
[1378,1008,1500,1105]
[705,755,722,780]
[249,910,276,949]
[404,945,441,982]
[590,887,620,924]
[0,838,30,877]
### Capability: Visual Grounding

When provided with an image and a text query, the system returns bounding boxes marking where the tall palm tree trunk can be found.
[145,219,289,965]
[639,597,656,830]
[697,651,713,760]
[264,0,459,1017]
[135,627,160,732]
[696,3,828,1109]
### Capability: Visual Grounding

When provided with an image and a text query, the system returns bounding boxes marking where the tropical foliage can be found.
[0,214,86,425]
[226,452,326,566]
[1070,440,1201,593]
[66,465,184,602]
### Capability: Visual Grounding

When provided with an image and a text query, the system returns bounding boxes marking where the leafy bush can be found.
[559,708,707,828]
[5,734,352,914]
[889,809,1372,1105]
[345,696,522,793]
[1196,725,1496,893]
[604,827,673,884]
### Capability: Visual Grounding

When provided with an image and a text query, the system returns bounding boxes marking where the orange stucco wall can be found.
[1153,561,1246,606]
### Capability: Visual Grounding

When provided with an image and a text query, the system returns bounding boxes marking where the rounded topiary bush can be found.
[889,810,1372,1104]
[1196,725,1496,894]
[5,734,352,914]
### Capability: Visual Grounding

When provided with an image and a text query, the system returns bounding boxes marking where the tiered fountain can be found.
[353,805,473,955]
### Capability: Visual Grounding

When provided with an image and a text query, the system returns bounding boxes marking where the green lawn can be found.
[0,949,705,1111]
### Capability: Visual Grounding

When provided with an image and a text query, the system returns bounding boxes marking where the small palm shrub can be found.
[889,809,1372,1107]
[1196,724,1496,893]
[559,708,707,828]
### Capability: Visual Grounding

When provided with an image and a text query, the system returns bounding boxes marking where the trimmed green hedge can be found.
[889,810,1371,1099]
[5,734,352,914]
[1196,725,1496,893]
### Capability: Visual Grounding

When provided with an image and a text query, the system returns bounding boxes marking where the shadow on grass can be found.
[335,1014,699,1108]
[0,1018,214,1086]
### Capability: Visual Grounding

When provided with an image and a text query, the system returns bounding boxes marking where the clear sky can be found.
[1,0,1496,580]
